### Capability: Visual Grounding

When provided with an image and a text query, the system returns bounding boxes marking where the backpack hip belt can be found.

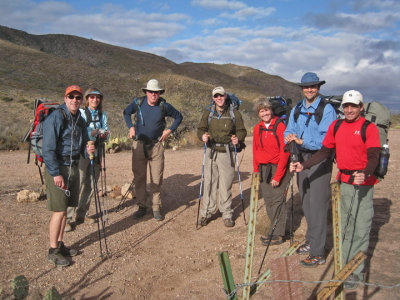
[57,154,81,165]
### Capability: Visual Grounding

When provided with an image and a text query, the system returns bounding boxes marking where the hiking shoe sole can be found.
[301,255,326,268]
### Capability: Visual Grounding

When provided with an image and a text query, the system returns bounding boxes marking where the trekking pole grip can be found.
[88,141,95,160]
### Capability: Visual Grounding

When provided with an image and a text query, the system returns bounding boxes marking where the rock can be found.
[121,183,136,199]
[28,191,40,202]
[16,190,30,203]
[172,146,178,151]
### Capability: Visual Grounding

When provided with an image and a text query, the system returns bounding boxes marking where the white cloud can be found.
[221,6,275,20]
[191,0,246,10]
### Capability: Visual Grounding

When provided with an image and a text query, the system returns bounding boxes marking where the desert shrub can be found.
[2,96,13,102]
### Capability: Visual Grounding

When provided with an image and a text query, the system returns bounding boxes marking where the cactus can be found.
[12,275,29,299]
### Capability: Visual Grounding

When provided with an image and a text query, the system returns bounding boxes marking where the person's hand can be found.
[271,179,279,188]
[99,130,109,139]
[202,132,210,143]
[231,134,239,145]
[285,133,303,145]
[353,171,365,185]
[53,175,66,189]
[290,162,304,173]
[91,129,99,137]
[129,127,136,139]
[159,129,172,142]
[87,142,95,154]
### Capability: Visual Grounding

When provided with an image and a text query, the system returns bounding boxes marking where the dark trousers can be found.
[259,164,291,237]
[297,153,332,256]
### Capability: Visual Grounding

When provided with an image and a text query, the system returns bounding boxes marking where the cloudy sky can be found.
[1,0,400,111]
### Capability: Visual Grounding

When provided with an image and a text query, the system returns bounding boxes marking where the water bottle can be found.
[375,144,389,178]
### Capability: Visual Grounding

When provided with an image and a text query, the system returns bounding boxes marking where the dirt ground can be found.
[0,131,399,300]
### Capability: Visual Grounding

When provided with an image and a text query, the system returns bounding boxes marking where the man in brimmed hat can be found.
[123,79,183,221]
[197,86,247,228]
[42,85,95,267]
[290,90,380,288]
[284,72,337,267]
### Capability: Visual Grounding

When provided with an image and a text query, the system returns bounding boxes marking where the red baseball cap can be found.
[65,85,84,96]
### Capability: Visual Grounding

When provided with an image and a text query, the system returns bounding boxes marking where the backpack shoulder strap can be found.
[314,98,327,125]
[293,100,303,122]
[207,103,216,127]
[134,96,146,125]
[229,104,236,125]
[361,119,371,144]
[333,119,345,137]
[159,97,166,117]
[272,119,283,149]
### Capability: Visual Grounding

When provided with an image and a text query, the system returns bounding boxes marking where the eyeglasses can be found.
[147,90,160,95]
[67,94,82,100]
[213,93,224,98]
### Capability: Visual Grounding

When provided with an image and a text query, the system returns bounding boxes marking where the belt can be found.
[58,154,80,165]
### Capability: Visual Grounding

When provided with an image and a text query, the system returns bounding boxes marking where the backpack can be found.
[207,92,241,126]
[23,99,67,164]
[83,107,103,128]
[268,96,293,123]
[293,96,342,126]
[134,96,166,126]
[258,118,285,150]
[333,101,391,178]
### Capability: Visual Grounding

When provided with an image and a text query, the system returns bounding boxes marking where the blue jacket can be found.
[42,104,89,176]
[284,96,337,151]
[123,96,183,141]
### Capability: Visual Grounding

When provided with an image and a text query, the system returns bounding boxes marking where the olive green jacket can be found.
[197,106,247,152]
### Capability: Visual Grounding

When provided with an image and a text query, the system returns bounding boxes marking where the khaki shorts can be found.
[45,165,80,212]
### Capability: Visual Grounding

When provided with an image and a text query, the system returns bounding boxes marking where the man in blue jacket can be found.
[284,72,337,267]
[42,85,95,267]
[123,79,183,221]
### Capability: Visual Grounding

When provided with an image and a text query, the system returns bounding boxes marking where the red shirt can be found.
[323,117,380,185]
[253,117,289,183]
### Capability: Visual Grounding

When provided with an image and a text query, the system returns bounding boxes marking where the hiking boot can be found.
[64,222,73,232]
[260,235,285,246]
[153,211,164,221]
[223,218,235,227]
[199,217,209,227]
[48,248,70,267]
[343,273,363,290]
[58,241,78,257]
[301,255,326,267]
[297,241,311,254]
[133,206,147,219]
[76,216,95,225]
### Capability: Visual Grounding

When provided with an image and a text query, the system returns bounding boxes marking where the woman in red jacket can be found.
[253,97,290,245]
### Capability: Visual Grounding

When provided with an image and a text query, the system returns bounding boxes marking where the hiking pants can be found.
[66,157,100,221]
[297,154,332,257]
[260,164,290,237]
[341,183,374,277]
[201,148,235,220]
[132,140,164,212]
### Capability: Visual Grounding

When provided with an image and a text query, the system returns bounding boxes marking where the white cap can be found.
[212,86,225,97]
[342,90,363,106]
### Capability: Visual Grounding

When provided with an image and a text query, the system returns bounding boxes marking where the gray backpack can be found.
[363,101,391,146]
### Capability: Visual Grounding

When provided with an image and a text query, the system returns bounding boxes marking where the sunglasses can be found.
[67,94,82,100]
[147,90,160,95]
[213,93,224,98]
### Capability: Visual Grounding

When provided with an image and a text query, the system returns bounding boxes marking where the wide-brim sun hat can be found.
[297,72,326,87]
[142,79,165,94]
[342,90,363,106]
[65,85,83,96]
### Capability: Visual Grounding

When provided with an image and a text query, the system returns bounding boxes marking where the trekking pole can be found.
[116,179,135,211]
[234,144,247,225]
[196,143,207,229]
[88,141,110,257]
[257,179,290,274]
[100,141,109,223]
[288,141,299,245]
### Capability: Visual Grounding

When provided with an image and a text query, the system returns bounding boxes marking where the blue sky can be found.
[1,0,400,111]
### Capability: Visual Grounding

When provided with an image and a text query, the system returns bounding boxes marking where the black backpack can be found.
[293,96,342,126]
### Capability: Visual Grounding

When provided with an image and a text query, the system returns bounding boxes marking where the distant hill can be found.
[0,25,302,150]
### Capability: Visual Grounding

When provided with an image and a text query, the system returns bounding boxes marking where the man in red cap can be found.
[42,85,95,267]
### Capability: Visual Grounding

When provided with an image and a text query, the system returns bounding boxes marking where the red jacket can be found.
[253,117,289,183]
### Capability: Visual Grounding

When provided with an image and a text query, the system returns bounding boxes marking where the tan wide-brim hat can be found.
[142,79,165,94]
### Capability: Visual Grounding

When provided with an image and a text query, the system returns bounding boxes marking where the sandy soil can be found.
[0,131,399,299]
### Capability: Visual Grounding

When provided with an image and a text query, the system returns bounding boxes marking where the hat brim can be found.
[142,88,165,95]
[297,80,326,87]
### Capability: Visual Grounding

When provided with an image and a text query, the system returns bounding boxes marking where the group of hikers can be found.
[41,74,381,290]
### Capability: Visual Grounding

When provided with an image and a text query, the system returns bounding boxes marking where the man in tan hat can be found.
[197,86,247,227]
[42,85,95,267]
[290,90,380,288]
[123,79,183,221]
